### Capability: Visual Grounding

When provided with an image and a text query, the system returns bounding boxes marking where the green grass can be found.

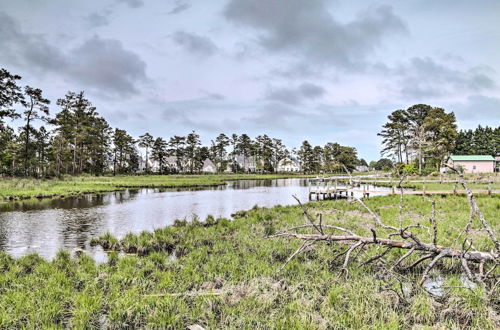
[0,194,498,328]
[0,173,323,201]
[361,180,500,191]
[357,173,500,191]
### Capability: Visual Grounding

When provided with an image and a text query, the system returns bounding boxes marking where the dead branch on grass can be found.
[271,167,499,289]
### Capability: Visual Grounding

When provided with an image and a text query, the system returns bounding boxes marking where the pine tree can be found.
[151,137,168,174]
[138,133,154,173]
[21,86,50,176]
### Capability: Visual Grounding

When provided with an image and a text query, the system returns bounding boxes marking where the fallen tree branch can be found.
[420,250,448,285]
[278,240,315,272]
[273,167,499,288]
[362,246,392,265]
[271,232,498,263]
[292,194,323,234]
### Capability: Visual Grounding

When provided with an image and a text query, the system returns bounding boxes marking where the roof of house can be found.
[278,157,300,166]
[450,155,494,161]
[202,158,215,167]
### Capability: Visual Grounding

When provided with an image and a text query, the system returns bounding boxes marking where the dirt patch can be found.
[404,212,427,222]
[314,209,372,219]
[344,210,373,220]
[314,209,339,215]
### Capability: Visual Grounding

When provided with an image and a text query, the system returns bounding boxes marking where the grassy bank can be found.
[3,172,497,202]
[0,194,498,328]
[360,180,500,191]
[0,173,323,201]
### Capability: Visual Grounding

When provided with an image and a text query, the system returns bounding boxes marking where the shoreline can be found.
[1,172,498,203]
[0,173,327,203]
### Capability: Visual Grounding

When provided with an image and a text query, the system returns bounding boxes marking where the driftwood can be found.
[271,165,499,288]
[271,232,497,263]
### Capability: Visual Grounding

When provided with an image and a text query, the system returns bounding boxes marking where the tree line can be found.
[0,68,361,177]
[453,125,500,157]
[378,104,499,174]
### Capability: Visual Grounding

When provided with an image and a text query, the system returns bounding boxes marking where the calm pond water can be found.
[0,178,392,259]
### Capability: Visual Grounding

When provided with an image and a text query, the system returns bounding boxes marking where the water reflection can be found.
[0,179,391,259]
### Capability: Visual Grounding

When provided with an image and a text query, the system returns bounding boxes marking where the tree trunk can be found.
[113,150,117,176]
[24,115,31,177]
[418,142,423,175]
[73,137,77,174]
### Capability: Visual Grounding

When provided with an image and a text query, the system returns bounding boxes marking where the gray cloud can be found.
[168,0,191,15]
[206,93,225,101]
[225,0,407,70]
[300,83,326,98]
[0,11,67,72]
[68,36,147,96]
[271,63,321,80]
[172,31,218,56]
[243,103,302,130]
[160,106,239,132]
[0,12,147,97]
[265,83,326,105]
[116,0,144,9]
[84,11,111,28]
[396,57,495,99]
[451,95,500,120]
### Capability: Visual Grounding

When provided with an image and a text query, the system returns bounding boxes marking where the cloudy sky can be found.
[1,0,499,160]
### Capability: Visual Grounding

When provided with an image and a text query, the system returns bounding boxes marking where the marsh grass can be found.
[0,195,499,328]
[359,173,500,192]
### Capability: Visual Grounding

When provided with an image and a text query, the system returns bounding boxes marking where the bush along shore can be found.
[0,194,498,328]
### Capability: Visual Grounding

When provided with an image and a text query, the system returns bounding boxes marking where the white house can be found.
[202,159,217,173]
[233,154,257,172]
[354,165,369,172]
[138,156,160,173]
[277,158,301,172]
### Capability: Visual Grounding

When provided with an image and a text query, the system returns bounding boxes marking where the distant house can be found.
[355,165,369,172]
[233,154,257,172]
[138,156,160,173]
[448,155,495,173]
[202,159,216,173]
[277,158,301,172]
[165,156,179,172]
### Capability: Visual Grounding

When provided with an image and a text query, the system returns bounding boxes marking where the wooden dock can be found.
[308,180,358,200]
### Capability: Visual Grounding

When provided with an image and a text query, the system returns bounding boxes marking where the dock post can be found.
[392,186,395,194]
[488,182,492,196]
[453,183,457,195]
